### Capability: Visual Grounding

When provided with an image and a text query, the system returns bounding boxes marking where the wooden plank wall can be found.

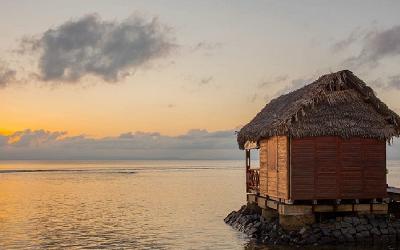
[259,136,289,199]
[259,140,268,196]
[290,138,315,200]
[267,137,278,197]
[363,138,387,198]
[291,136,386,200]
[315,137,339,199]
[341,138,363,199]
[277,136,289,199]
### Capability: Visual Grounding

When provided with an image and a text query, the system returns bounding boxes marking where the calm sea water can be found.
[0,160,399,250]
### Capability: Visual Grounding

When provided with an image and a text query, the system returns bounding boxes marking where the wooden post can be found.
[246,149,250,193]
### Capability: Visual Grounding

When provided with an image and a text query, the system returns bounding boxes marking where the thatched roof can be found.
[237,70,400,149]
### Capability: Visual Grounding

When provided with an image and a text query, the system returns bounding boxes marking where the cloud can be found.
[250,75,289,102]
[1,128,399,161]
[265,77,313,101]
[0,135,7,147]
[253,76,312,103]
[284,77,314,92]
[20,13,175,82]
[0,63,16,88]
[387,75,400,90]
[367,78,386,89]
[343,25,400,69]
[167,103,176,108]
[192,42,223,52]
[7,129,67,147]
[258,75,288,89]
[0,129,242,160]
[367,74,400,90]
[198,76,213,86]
[248,93,258,103]
[182,75,217,92]
[331,26,366,52]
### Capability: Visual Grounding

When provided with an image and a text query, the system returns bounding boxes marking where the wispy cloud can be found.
[250,75,289,103]
[182,75,217,92]
[167,103,176,108]
[251,75,314,103]
[260,76,314,102]
[192,42,223,52]
[276,77,314,96]
[331,26,366,52]
[257,75,288,89]
[19,13,176,83]
[0,62,16,88]
[198,76,213,86]
[367,74,400,90]
[387,74,400,90]
[0,129,241,160]
[342,25,400,69]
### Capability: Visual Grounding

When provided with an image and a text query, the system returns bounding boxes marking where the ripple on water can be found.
[0,160,246,249]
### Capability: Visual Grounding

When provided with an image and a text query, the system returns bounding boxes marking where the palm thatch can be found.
[237,70,400,149]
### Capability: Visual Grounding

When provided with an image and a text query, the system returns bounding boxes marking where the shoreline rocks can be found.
[224,203,400,247]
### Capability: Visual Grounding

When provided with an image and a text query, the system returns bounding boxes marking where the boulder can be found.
[225,203,400,247]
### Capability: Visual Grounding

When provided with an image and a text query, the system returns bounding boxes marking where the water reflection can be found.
[0,160,399,249]
[0,160,247,249]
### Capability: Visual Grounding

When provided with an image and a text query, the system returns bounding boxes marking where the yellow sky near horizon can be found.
[0,72,262,137]
[0,129,13,136]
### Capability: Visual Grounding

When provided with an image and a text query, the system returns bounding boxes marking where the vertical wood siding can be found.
[277,136,289,199]
[290,138,315,200]
[259,140,268,195]
[290,137,386,200]
[267,137,278,197]
[259,136,289,199]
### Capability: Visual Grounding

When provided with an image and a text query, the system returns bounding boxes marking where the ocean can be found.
[0,160,399,249]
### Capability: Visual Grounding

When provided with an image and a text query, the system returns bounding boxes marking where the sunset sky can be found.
[1,0,400,159]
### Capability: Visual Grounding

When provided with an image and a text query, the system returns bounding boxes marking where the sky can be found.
[1,0,400,160]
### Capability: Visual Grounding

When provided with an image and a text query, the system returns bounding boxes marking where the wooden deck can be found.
[247,193,390,216]
[246,186,400,217]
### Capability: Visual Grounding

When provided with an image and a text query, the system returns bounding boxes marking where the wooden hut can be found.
[238,70,400,203]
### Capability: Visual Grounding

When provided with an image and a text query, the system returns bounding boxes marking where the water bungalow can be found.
[237,70,400,229]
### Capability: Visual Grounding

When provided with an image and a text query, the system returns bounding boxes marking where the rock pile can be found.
[224,203,400,246]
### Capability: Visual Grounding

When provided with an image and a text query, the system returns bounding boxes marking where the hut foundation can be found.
[261,208,278,222]
[247,194,390,230]
[279,214,315,231]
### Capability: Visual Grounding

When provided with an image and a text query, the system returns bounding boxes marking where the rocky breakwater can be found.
[224,203,400,247]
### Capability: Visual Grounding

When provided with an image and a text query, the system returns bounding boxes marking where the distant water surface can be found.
[0,160,399,249]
